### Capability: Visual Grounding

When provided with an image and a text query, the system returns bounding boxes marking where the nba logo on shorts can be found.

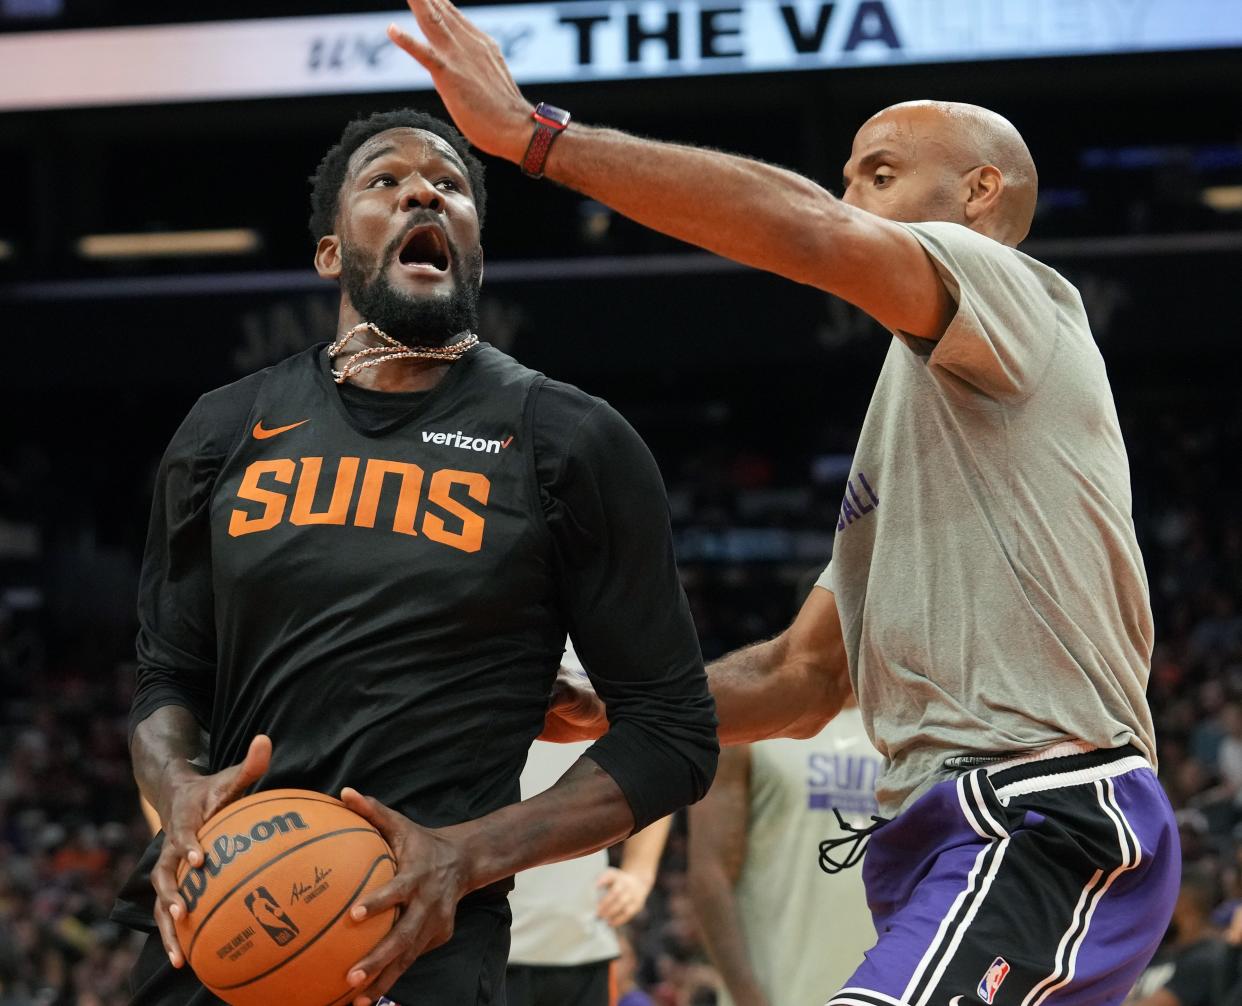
[978,957,1011,1004]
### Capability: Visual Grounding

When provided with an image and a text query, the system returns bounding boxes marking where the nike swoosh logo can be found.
[253,419,309,440]
[950,997,964,1006]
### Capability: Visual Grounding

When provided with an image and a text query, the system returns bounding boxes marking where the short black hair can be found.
[308,109,487,243]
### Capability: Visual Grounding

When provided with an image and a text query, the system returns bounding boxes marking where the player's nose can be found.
[399,175,442,213]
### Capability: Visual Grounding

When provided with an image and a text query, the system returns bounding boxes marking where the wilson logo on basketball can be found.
[178,812,310,914]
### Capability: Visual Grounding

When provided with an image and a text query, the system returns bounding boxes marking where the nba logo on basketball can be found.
[978,957,1011,1004]
[243,886,300,946]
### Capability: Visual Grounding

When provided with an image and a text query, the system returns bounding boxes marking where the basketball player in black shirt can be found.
[113,110,719,1006]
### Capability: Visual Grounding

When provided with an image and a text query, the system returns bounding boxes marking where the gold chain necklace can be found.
[327,322,479,385]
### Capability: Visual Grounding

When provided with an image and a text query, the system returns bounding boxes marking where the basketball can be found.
[172,789,397,1006]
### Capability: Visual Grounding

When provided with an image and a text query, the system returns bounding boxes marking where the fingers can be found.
[387,23,442,71]
[348,901,452,1006]
[154,901,186,969]
[596,869,623,919]
[202,733,272,824]
[406,0,452,44]
[599,896,639,927]
[595,869,643,926]
[150,843,189,967]
[399,0,490,61]
[340,789,413,921]
[349,934,408,1006]
[351,957,410,1006]
[340,788,400,836]
[243,733,273,776]
[349,871,411,924]
[431,0,492,44]
[597,890,634,926]
[226,733,272,799]
[165,817,205,871]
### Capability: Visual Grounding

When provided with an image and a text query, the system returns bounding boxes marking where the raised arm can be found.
[388,0,952,340]
[688,746,770,1006]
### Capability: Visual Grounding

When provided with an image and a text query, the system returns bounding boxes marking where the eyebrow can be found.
[843,148,903,185]
[352,144,397,177]
[859,149,901,171]
[351,143,470,185]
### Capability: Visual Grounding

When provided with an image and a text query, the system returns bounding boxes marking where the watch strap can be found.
[521,103,570,179]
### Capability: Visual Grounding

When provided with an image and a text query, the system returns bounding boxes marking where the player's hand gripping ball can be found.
[173,789,397,1006]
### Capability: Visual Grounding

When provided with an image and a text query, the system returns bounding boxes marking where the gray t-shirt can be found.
[817,221,1155,816]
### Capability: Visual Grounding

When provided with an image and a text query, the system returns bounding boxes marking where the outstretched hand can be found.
[150,733,272,968]
[388,0,534,163]
[339,787,474,1005]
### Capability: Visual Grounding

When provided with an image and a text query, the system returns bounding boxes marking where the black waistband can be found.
[983,743,1145,791]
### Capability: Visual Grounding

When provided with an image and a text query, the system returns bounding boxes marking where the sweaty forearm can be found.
[130,705,208,819]
[546,125,843,289]
[708,637,846,744]
[448,757,635,894]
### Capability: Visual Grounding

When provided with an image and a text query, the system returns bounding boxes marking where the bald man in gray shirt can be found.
[396,4,1180,1005]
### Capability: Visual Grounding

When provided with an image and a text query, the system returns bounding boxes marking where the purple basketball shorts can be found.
[828,743,1180,1006]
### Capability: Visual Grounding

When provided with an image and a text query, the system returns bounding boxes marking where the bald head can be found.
[842,100,1038,245]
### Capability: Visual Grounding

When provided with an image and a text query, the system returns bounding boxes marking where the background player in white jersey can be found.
[507,643,671,1006]
[689,694,880,1006]
[384,2,1181,1002]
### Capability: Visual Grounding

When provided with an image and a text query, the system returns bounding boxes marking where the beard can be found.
[340,230,482,348]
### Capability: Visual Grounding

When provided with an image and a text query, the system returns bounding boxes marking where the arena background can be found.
[1,2,1240,1002]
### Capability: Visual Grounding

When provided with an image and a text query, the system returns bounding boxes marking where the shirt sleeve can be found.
[533,381,719,830]
[128,378,259,742]
[896,221,1060,404]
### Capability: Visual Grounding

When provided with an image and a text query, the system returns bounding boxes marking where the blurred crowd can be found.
[0,403,1239,1005]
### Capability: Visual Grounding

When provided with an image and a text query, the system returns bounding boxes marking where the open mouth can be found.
[397,225,451,273]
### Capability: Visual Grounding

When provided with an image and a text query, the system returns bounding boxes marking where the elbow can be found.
[784,710,834,741]
[780,682,836,739]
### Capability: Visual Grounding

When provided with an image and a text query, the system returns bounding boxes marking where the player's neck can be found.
[343,355,453,393]
[332,314,457,393]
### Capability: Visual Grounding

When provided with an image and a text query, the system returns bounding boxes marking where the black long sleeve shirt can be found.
[113,343,717,928]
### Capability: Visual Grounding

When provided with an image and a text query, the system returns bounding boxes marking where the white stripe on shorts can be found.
[827,991,911,1006]
[991,755,1151,800]
[901,831,1011,1006]
[1020,777,1141,1006]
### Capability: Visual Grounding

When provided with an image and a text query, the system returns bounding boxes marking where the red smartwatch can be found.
[521,102,571,179]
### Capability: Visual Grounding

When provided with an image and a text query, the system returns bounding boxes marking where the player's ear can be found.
[964,164,1004,226]
[315,235,342,280]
